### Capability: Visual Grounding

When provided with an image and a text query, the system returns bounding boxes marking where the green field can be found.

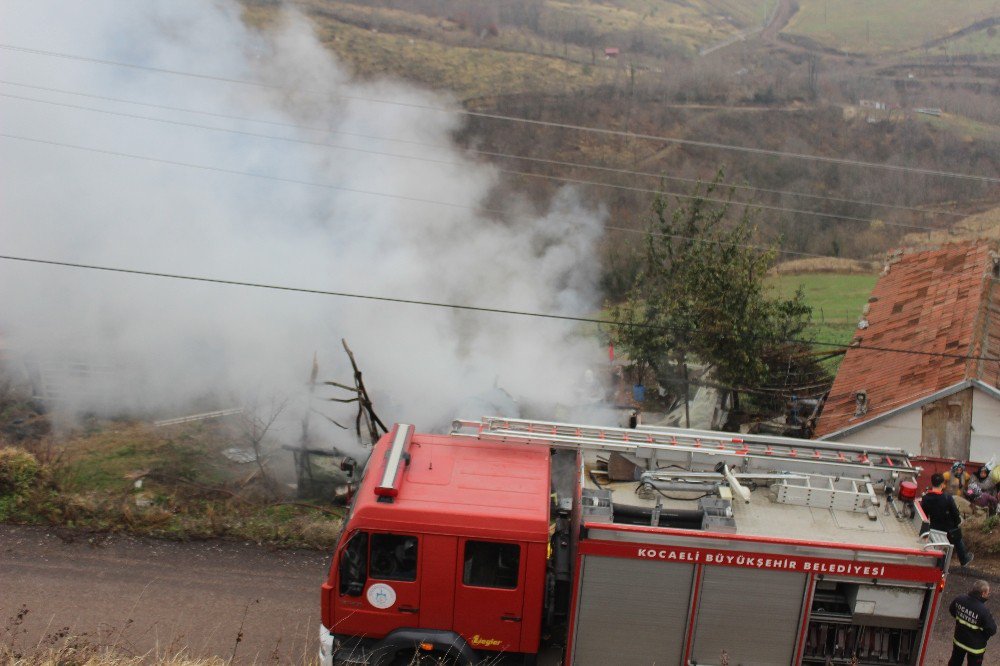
[785,0,998,53]
[769,272,878,349]
[929,24,1000,57]
[916,112,1000,143]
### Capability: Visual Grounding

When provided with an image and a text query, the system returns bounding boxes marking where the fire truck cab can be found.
[321,424,551,664]
[321,418,951,666]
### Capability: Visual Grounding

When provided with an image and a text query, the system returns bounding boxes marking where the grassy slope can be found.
[934,24,1000,56]
[769,272,877,349]
[543,0,761,48]
[899,204,1000,247]
[785,0,998,53]
[320,22,611,99]
[2,418,344,548]
[243,0,772,99]
[915,112,1000,143]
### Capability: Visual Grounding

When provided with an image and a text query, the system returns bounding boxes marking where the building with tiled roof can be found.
[814,241,1000,464]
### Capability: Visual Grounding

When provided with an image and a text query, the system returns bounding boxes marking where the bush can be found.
[0,447,41,520]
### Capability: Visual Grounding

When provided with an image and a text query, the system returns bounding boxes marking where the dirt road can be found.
[2,524,999,664]
[0,525,329,663]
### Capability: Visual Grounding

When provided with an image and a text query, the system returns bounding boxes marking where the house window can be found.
[463,541,520,589]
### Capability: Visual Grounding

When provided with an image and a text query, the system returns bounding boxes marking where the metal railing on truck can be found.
[451,417,918,486]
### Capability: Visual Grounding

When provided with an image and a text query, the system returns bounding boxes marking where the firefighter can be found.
[944,461,972,496]
[921,473,973,566]
[949,579,996,665]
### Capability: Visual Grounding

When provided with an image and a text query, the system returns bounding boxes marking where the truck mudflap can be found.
[322,627,479,665]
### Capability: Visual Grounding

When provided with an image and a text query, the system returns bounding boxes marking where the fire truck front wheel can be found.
[373,628,478,666]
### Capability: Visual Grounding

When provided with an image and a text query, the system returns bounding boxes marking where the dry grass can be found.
[543,0,753,51]
[772,256,878,274]
[934,24,1000,57]
[0,411,345,550]
[899,204,1000,248]
[0,604,228,666]
[3,653,226,666]
[311,17,613,99]
[917,112,1000,143]
[240,0,770,101]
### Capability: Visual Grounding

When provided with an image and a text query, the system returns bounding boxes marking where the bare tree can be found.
[239,396,288,497]
[322,339,388,447]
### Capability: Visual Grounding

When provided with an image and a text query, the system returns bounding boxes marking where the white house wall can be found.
[825,408,923,453]
[971,388,1000,464]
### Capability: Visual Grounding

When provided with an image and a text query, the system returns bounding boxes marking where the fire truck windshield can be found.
[338,531,368,596]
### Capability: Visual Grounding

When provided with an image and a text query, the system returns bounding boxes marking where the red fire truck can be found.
[320,417,951,665]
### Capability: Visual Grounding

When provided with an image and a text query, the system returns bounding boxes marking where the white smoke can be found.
[0,0,608,440]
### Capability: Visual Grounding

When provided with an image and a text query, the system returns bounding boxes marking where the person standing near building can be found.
[949,579,996,665]
[921,473,973,566]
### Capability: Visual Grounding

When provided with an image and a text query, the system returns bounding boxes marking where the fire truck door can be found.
[333,531,422,638]
[452,538,526,652]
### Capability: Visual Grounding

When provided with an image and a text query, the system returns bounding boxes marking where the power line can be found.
[0,129,845,266]
[3,128,992,286]
[0,127,940,233]
[4,130,992,287]
[2,42,997,184]
[0,131,491,213]
[0,128,938,233]
[0,79,968,219]
[1,253,998,364]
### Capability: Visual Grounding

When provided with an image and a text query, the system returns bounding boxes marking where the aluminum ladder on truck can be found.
[450,416,919,493]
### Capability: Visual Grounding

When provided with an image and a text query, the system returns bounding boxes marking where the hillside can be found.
[238,0,999,290]
[784,0,999,55]
[899,204,1000,247]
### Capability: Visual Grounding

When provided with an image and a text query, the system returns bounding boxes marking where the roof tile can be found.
[815,241,998,438]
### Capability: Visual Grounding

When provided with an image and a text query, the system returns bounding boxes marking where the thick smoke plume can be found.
[0,0,607,442]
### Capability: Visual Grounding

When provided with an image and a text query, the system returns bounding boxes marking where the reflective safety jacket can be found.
[950,591,997,655]
[944,470,972,496]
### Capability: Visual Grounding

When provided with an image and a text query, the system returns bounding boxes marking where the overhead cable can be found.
[0,79,968,219]
[2,131,990,285]
[1,253,997,364]
[1,43,996,183]
[0,130,939,232]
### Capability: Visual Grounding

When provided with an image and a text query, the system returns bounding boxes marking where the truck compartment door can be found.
[452,538,526,652]
[690,566,807,665]
[571,556,695,666]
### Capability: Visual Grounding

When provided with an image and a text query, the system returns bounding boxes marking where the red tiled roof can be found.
[814,241,998,438]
